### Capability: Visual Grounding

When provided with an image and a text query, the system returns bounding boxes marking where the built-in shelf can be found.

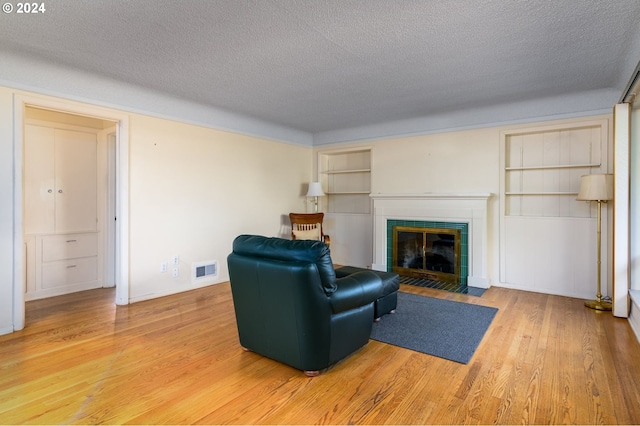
[318,148,372,214]
[321,168,371,174]
[503,122,605,218]
[326,191,371,195]
[505,192,579,196]
[505,163,600,171]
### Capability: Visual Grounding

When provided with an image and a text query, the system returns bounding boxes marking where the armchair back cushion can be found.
[231,234,337,293]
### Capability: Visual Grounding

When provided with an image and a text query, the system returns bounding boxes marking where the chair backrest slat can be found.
[289,213,327,245]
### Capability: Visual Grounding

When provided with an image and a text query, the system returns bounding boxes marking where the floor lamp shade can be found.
[577,174,614,311]
[577,174,613,201]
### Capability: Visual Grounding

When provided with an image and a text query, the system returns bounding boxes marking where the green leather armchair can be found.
[227,235,383,376]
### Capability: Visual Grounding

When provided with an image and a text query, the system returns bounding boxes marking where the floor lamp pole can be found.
[585,200,612,311]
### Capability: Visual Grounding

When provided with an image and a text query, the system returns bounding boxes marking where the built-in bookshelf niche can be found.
[503,123,606,218]
[318,148,371,214]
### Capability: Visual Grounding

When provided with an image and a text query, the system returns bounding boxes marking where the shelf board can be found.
[505,163,600,171]
[505,192,579,196]
[321,168,371,174]
[326,191,371,195]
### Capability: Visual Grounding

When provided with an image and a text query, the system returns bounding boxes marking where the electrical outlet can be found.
[160,262,168,273]
[172,267,179,278]
[172,255,179,266]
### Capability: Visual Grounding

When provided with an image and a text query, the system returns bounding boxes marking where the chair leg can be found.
[304,370,320,377]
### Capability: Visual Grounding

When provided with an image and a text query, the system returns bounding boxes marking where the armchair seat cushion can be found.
[330,271,382,314]
[335,266,400,319]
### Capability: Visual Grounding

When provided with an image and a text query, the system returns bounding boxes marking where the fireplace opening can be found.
[392,226,461,284]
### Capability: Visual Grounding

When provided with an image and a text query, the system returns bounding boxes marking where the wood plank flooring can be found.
[1,283,640,424]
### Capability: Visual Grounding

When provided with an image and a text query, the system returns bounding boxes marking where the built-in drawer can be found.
[42,233,98,262]
[41,256,98,288]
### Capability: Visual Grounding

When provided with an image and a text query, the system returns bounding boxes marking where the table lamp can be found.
[306,182,325,212]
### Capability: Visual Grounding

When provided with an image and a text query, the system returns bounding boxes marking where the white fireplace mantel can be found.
[370,193,492,288]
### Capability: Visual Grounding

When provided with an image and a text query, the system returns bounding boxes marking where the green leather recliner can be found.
[227,234,383,376]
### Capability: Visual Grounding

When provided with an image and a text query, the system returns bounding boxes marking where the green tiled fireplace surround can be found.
[386,219,469,285]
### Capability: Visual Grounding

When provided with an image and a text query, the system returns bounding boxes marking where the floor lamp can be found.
[577,174,614,311]
[306,182,325,212]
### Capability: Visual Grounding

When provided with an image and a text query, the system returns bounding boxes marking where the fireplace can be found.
[371,193,492,289]
[392,226,461,284]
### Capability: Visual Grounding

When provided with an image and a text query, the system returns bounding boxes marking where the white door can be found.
[23,125,55,234]
[54,129,98,233]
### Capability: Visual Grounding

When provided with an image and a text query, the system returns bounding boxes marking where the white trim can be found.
[12,93,131,331]
[0,50,312,146]
[370,193,492,201]
[12,96,24,331]
[115,119,130,306]
[313,89,617,146]
[129,280,225,304]
[104,131,117,288]
[630,104,640,295]
[629,290,640,343]
[614,103,631,317]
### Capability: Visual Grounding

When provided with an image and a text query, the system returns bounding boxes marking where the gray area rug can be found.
[370,292,498,364]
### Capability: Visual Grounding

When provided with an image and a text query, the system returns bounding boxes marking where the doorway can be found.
[13,94,130,330]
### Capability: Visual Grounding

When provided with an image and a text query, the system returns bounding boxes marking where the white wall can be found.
[317,127,501,281]
[127,114,311,301]
[369,127,500,195]
[0,85,312,333]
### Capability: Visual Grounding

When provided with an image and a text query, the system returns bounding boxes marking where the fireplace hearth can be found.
[392,226,461,284]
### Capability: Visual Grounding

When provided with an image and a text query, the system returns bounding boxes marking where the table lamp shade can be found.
[306,182,325,197]
[577,174,613,201]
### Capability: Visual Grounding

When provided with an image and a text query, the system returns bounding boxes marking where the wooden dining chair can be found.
[289,212,330,247]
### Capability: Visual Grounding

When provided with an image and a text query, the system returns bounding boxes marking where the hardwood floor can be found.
[1,283,640,424]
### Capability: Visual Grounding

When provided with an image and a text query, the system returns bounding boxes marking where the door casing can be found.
[12,93,130,330]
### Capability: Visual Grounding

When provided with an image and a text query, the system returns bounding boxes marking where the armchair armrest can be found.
[329,271,383,314]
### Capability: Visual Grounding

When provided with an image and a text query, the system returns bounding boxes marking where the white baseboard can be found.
[467,276,490,289]
[629,290,640,344]
[129,280,225,304]
[0,325,14,336]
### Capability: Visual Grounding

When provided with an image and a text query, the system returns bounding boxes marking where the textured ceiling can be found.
[2,0,640,143]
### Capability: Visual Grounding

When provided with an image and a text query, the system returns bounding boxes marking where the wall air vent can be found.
[192,260,218,284]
